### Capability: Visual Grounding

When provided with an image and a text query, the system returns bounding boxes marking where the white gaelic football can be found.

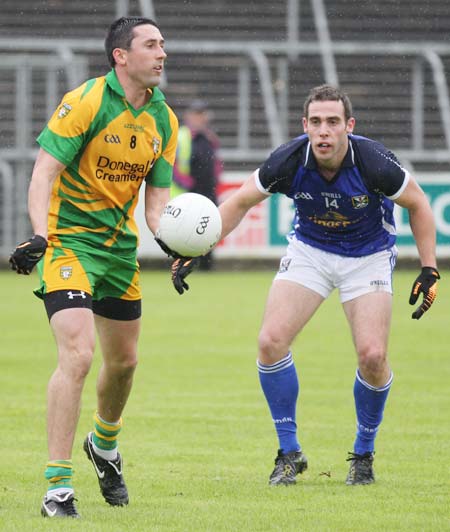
[157,193,222,257]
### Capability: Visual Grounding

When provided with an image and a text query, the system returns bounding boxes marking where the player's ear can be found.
[113,48,127,66]
[302,116,308,132]
[346,117,355,133]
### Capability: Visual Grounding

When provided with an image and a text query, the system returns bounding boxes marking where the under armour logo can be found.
[67,291,87,299]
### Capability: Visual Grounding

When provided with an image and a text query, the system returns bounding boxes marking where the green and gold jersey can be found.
[37,69,178,254]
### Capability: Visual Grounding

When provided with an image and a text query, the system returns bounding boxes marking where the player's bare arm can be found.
[219,171,268,239]
[394,176,439,319]
[394,177,437,268]
[28,149,65,238]
[9,149,64,275]
[144,184,171,235]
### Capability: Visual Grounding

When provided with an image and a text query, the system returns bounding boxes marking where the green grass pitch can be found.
[0,268,449,531]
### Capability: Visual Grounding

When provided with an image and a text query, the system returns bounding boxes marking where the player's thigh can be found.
[49,307,96,373]
[95,314,141,365]
[342,291,392,355]
[259,279,324,355]
[92,252,141,364]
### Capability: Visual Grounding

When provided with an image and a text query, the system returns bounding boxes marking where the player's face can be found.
[118,24,166,89]
[303,100,355,170]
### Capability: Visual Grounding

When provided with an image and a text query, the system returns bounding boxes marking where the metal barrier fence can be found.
[1,39,450,257]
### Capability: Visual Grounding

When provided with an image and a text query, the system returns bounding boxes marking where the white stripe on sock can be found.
[257,352,293,374]
[356,369,393,392]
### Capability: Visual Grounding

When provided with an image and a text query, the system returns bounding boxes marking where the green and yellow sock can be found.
[45,460,74,494]
[92,412,122,460]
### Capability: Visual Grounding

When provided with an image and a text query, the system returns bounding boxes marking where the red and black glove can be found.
[171,257,199,295]
[9,235,48,275]
[409,266,440,320]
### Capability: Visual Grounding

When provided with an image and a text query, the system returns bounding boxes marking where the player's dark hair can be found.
[303,84,353,121]
[105,16,160,68]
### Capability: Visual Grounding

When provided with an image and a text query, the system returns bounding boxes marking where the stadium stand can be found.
[1,0,450,254]
[1,1,449,158]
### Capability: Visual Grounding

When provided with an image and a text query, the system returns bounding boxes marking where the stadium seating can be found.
[1,0,449,256]
[1,0,450,167]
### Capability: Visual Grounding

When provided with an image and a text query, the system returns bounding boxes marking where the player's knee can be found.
[258,329,288,363]
[122,356,138,375]
[106,355,138,377]
[58,346,94,382]
[358,345,387,376]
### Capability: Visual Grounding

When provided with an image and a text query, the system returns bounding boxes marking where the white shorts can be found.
[274,239,398,303]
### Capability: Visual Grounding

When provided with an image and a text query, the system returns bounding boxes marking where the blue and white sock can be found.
[353,369,393,455]
[257,352,301,454]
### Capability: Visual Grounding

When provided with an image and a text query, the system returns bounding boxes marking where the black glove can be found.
[409,266,440,320]
[9,235,48,275]
[154,236,184,259]
[171,257,199,295]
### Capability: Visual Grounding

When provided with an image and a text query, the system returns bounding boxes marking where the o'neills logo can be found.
[95,155,154,182]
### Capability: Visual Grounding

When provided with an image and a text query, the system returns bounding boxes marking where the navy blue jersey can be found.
[257,134,409,257]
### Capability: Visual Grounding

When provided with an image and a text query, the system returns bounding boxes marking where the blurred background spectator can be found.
[172,99,223,270]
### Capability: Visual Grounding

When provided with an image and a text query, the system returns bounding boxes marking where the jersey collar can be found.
[304,136,355,170]
[105,69,165,106]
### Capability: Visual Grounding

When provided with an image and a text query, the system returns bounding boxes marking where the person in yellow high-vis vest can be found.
[172,99,223,270]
